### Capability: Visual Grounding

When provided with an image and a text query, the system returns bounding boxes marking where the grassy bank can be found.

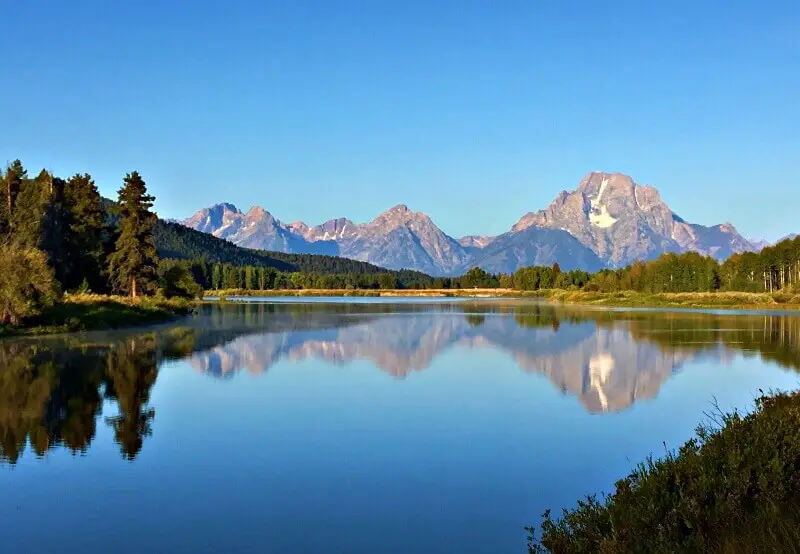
[205,288,513,298]
[523,289,800,310]
[529,390,800,553]
[204,288,800,310]
[0,294,194,337]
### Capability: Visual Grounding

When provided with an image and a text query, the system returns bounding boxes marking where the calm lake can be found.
[2,299,799,553]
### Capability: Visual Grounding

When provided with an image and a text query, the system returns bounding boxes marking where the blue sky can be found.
[1,0,798,240]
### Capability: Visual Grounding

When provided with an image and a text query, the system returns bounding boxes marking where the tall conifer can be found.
[107,172,158,297]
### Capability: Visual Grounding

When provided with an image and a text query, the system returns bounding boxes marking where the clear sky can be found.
[1,0,798,240]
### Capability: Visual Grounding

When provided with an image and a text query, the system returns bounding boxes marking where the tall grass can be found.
[0,293,193,336]
[529,390,800,553]
[529,289,800,309]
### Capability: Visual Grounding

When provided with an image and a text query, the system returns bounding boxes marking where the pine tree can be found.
[107,172,158,297]
[64,173,107,291]
[245,266,255,290]
[10,169,49,249]
[1,160,27,237]
[40,176,72,286]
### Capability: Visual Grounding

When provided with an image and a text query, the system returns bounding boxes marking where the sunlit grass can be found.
[0,294,193,336]
[525,289,800,309]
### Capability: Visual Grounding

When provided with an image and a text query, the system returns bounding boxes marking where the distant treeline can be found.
[161,261,503,291]
[194,237,800,294]
[576,242,800,294]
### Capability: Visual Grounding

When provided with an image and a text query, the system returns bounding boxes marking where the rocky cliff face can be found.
[466,226,605,273]
[183,203,471,275]
[180,171,759,274]
[512,172,757,267]
[332,205,470,275]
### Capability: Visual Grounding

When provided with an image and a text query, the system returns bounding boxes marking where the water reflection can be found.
[1,302,799,464]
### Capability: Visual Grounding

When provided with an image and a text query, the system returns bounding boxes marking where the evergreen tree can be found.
[40,177,72,286]
[107,172,158,297]
[10,169,49,249]
[0,160,27,237]
[64,173,107,291]
[245,265,255,290]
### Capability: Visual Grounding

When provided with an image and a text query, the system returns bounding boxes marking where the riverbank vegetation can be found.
[528,389,800,553]
[0,160,196,334]
[524,289,800,309]
[191,238,800,300]
[1,294,193,336]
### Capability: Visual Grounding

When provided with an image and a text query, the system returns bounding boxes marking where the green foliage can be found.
[512,266,591,291]
[9,168,49,249]
[1,294,192,336]
[583,241,800,295]
[530,390,800,553]
[158,260,204,299]
[64,173,107,291]
[0,160,116,314]
[0,244,60,326]
[462,267,498,288]
[0,160,27,236]
[107,172,159,297]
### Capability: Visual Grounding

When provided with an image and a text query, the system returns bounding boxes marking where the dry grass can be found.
[526,289,800,310]
[205,288,514,298]
[0,294,194,337]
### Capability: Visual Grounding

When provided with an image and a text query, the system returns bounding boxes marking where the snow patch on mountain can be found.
[588,177,618,228]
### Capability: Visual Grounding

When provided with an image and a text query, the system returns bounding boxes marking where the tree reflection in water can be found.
[2,302,799,463]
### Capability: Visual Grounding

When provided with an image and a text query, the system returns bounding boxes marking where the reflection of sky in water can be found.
[2,303,799,554]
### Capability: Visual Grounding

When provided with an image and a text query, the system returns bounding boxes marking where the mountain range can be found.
[180,171,762,275]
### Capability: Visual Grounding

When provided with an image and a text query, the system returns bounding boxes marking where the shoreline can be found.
[5,288,798,339]
[530,389,800,552]
[0,294,194,338]
[205,288,800,310]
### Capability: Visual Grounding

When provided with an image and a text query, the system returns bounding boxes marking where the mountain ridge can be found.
[180,171,762,275]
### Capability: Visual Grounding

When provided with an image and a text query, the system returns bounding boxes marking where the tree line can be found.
[182,238,800,296]
[0,159,174,325]
[577,242,800,294]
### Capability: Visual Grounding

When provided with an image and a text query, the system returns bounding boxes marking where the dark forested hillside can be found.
[154,219,434,279]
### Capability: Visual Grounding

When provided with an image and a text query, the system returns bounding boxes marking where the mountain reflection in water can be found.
[1,301,799,464]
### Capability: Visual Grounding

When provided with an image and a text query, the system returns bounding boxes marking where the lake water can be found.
[2,299,799,553]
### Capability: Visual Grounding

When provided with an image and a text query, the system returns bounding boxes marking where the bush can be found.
[157,261,203,299]
[530,391,800,553]
[0,244,60,326]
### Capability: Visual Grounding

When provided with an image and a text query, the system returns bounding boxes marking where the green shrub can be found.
[530,391,800,553]
[0,244,60,326]
[157,260,203,299]
[772,293,794,304]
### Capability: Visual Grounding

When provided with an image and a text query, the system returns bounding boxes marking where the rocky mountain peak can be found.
[285,221,310,235]
[245,206,269,217]
[372,204,430,227]
[180,171,761,275]
[212,202,240,213]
